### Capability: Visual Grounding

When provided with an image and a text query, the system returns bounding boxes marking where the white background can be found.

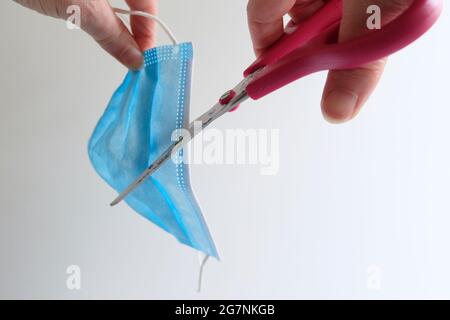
[0,0,449,299]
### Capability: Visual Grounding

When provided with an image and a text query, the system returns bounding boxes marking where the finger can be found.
[288,0,325,24]
[125,0,157,51]
[247,0,296,56]
[321,0,414,123]
[77,0,143,69]
[321,59,387,123]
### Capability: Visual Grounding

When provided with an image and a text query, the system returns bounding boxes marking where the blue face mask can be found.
[88,42,219,259]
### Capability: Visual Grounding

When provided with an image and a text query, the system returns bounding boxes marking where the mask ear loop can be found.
[197,253,210,293]
[113,8,178,45]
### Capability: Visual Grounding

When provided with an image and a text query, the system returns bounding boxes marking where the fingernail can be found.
[127,48,144,70]
[322,90,359,124]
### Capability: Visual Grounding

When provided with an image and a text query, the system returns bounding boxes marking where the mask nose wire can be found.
[113,8,178,45]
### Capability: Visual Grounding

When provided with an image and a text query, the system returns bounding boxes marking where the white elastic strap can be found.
[113,8,178,45]
[197,253,210,292]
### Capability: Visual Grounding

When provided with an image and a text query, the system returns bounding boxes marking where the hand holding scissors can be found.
[111,0,443,206]
[248,0,415,123]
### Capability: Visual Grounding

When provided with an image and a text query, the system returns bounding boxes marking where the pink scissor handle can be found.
[245,0,443,100]
[244,0,343,77]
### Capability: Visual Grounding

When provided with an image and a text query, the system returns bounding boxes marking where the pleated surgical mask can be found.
[88,10,219,260]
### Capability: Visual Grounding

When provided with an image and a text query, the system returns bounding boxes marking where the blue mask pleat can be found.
[88,43,219,259]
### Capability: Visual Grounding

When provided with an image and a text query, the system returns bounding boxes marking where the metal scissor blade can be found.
[110,137,184,206]
[109,78,250,206]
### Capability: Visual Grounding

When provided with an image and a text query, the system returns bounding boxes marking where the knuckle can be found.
[78,1,97,28]
[78,2,108,35]
[361,58,388,74]
[65,0,104,30]
[96,29,118,48]
[95,23,125,53]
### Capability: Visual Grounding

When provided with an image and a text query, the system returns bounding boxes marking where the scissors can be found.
[111,0,443,206]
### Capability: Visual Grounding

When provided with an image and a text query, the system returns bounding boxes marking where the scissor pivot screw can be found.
[219,90,236,105]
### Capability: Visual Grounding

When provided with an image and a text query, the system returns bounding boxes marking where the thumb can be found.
[321,0,414,123]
